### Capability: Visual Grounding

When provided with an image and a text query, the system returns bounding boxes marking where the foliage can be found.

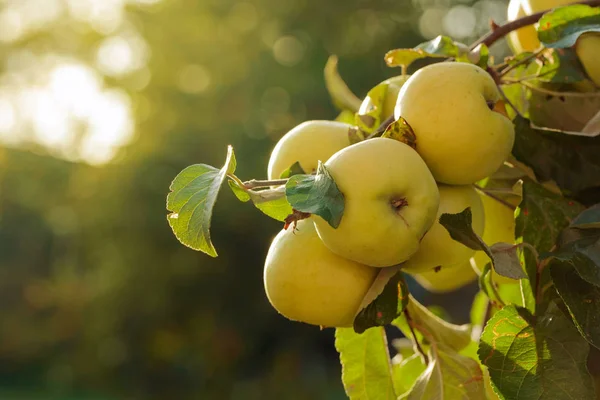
[164,2,600,399]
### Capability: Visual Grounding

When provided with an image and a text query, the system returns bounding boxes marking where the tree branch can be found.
[469,0,600,50]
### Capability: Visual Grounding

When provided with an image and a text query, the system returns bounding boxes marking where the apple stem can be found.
[469,0,600,50]
[242,178,289,189]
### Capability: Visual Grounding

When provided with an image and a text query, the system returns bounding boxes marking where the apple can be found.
[412,262,478,294]
[471,191,518,285]
[506,0,540,54]
[402,184,485,273]
[313,137,440,267]
[394,62,515,185]
[576,33,600,87]
[267,120,351,180]
[359,75,410,122]
[263,220,378,328]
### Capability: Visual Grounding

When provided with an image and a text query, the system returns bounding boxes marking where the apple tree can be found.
[165,1,600,399]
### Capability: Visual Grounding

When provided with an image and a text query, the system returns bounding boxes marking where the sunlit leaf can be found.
[324,55,362,112]
[538,4,600,49]
[335,327,396,400]
[479,303,594,400]
[385,36,458,69]
[393,295,472,353]
[285,161,345,228]
[392,354,426,397]
[166,146,236,256]
[278,161,305,179]
[381,117,416,148]
[401,348,485,400]
[228,180,292,221]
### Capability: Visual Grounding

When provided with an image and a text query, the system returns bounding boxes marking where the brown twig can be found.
[469,0,600,50]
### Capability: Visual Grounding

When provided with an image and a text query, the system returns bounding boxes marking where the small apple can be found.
[359,75,410,122]
[313,137,440,267]
[471,191,518,285]
[263,220,378,328]
[394,62,515,185]
[506,0,540,54]
[412,262,478,294]
[267,120,351,180]
[576,33,600,88]
[402,184,485,273]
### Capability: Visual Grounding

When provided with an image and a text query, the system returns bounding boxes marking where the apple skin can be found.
[267,120,351,180]
[506,0,540,54]
[412,262,478,294]
[359,75,410,122]
[313,137,440,267]
[471,192,518,285]
[263,220,378,328]
[394,62,515,185]
[576,33,600,88]
[402,184,485,274]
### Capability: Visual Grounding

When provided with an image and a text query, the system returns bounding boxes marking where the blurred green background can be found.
[0,0,510,398]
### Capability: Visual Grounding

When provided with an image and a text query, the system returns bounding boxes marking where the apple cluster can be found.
[263,62,519,328]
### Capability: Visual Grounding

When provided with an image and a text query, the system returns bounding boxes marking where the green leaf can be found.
[285,162,345,228]
[392,354,426,397]
[512,116,600,195]
[394,296,472,353]
[401,348,485,400]
[353,271,408,334]
[489,242,526,280]
[335,109,356,125]
[516,178,584,279]
[278,161,305,179]
[335,327,396,400]
[228,180,292,222]
[384,36,457,70]
[546,231,600,286]
[571,203,600,229]
[355,82,388,135]
[538,4,600,49]
[528,81,600,132]
[440,207,526,280]
[479,303,594,400]
[552,261,600,349]
[439,207,486,251]
[324,55,362,112]
[166,146,236,256]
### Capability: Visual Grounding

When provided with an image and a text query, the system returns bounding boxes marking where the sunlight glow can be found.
[0,0,162,164]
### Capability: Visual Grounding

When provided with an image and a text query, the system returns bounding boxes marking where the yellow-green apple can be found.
[394,62,515,185]
[313,137,440,267]
[359,75,410,122]
[402,184,485,273]
[471,192,518,285]
[506,0,540,54]
[263,220,377,327]
[412,262,478,294]
[576,33,600,87]
[267,120,351,180]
